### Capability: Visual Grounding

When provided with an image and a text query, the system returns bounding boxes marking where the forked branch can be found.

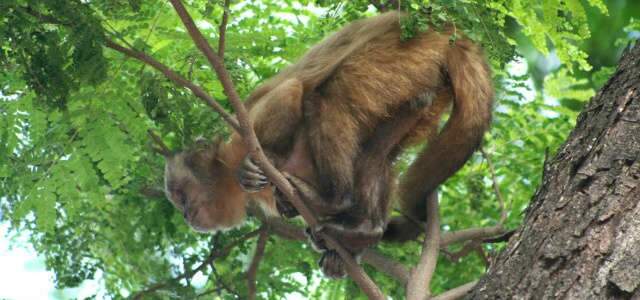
[247,228,268,300]
[407,189,440,300]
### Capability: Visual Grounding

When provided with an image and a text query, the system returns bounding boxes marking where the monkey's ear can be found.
[194,136,209,149]
[210,137,230,168]
[147,130,173,157]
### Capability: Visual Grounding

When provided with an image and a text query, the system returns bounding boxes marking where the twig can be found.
[482,229,515,244]
[440,226,505,247]
[210,261,240,296]
[147,130,172,157]
[247,228,268,300]
[431,281,478,300]
[218,0,231,57]
[480,148,507,224]
[361,249,410,285]
[475,247,490,267]
[131,229,261,299]
[104,39,240,132]
[442,241,480,263]
[407,191,440,300]
[168,1,384,298]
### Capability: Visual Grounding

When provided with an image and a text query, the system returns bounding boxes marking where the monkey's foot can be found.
[308,220,384,252]
[285,174,355,217]
[319,250,346,279]
[274,187,300,218]
[304,226,328,252]
[237,155,269,192]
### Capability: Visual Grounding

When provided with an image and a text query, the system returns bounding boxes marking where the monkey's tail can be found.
[383,38,494,242]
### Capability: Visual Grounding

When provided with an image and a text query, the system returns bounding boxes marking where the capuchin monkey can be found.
[164,11,493,278]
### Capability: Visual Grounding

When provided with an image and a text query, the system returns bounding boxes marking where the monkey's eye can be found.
[173,188,186,207]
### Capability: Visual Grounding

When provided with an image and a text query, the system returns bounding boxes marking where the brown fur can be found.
[165,11,493,251]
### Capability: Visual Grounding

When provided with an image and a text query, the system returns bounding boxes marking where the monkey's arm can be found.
[248,78,303,149]
[237,78,304,193]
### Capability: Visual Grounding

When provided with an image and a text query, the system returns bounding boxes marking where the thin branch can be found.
[218,0,231,57]
[131,229,261,299]
[442,241,480,263]
[431,281,478,300]
[21,6,72,26]
[210,261,240,296]
[440,226,505,247]
[250,207,410,285]
[482,229,515,244]
[147,130,172,157]
[361,249,410,285]
[140,186,165,198]
[407,192,440,300]
[475,247,490,267]
[168,1,384,298]
[104,39,240,132]
[480,148,507,224]
[247,228,268,300]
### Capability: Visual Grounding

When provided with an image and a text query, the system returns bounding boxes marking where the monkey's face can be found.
[164,149,246,232]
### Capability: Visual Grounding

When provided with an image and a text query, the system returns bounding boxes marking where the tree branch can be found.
[480,148,507,224]
[440,226,505,247]
[247,228,268,300]
[407,191,440,300]
[168,1,384,298]
[103,39,240,132]
[442,241,481,263]
[250,207,410,285]
[361,249,410,285]
[431,281,478,300]
[218,0,231,57]
[147,129,172,157]
[131,229,261,299]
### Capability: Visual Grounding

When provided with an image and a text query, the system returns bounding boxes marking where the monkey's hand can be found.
[274,186,299,218]
[237,155,269,193]
[307,220,383,279]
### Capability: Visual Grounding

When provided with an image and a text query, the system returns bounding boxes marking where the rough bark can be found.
[469,42,640,299]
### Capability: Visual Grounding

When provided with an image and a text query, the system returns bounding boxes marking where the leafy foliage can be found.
[0,0,636,298]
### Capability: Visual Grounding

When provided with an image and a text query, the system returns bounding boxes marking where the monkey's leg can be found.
[305,95,360,209]
[250,78,303,150]
[311,103,426,278]
[237,78,304,193]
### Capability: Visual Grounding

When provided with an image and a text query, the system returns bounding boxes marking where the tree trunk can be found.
[469,42,640,299]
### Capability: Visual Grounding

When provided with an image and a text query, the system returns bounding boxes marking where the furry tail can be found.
[383,38,494,242]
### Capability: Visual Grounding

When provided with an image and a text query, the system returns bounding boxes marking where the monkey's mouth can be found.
[184,207,198,223]
[184,208,217,232]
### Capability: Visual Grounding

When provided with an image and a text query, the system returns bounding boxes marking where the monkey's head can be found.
[164,140,246,232]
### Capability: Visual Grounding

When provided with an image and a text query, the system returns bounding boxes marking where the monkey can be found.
[164,11,493,278]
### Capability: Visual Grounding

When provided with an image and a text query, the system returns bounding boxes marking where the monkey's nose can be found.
[183,201,190,220]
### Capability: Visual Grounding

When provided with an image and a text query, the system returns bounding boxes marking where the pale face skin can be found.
[164,152,245,232]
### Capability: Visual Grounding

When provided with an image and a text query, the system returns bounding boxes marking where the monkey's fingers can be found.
[239,178,269,192]
[243,156,264,174]
[237,171,268,191]
[304,226,328,252]
[318,250,346,279]
[237,155,269,192]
